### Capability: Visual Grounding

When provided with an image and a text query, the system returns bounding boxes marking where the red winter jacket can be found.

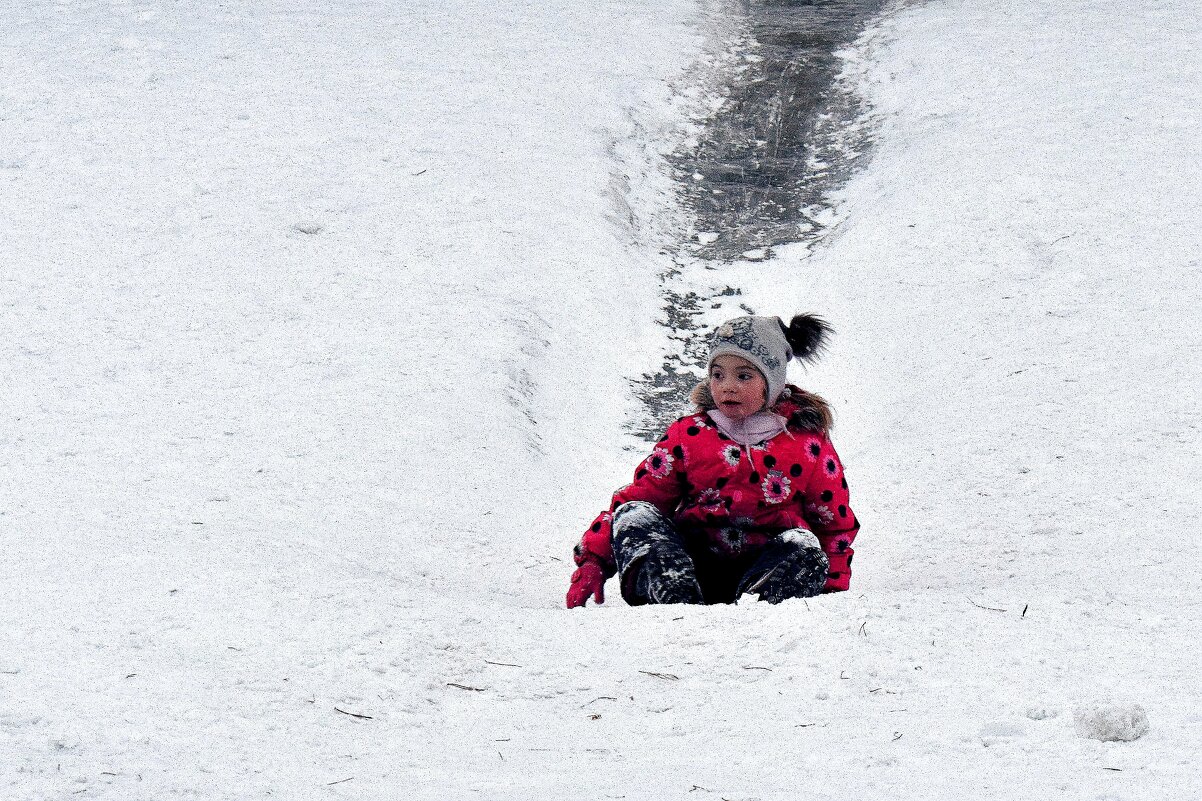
[573,385,859,593]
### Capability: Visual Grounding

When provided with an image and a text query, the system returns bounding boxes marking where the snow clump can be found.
[1072,703,1149,742]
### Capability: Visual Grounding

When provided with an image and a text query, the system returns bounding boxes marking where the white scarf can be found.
[706,409,789,452]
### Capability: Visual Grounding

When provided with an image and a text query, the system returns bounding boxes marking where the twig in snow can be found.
[840,671,849,680]
[334,707,373,720]
[795,723,816,728]
[125,674,137,679]
[689,785,711,792]
[447,683,487,692]
[672,616,684,621]
[0,670,19,675]
[484,660,522,668]
[326,777,354,786]
[1022,604,1029,618]
[411,169,427,176]
[1103,767,1122,772]
[892,732,903,741]
[582,696,617,707]
[967,597,1007,612]
[638,670,679,681]
[858,621,868,636]
[742,666,772,671]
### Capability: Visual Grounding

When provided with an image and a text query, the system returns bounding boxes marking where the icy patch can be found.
[1025,706,1059,721]
[291,220,325,235]
[1073,704,1149,742]
[979,719,1026,746]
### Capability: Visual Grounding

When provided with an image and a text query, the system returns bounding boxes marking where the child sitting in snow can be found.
[566,314,859,607]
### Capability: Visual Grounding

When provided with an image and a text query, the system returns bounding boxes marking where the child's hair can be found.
[690,381,833,432]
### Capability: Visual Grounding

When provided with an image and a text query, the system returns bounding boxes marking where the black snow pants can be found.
[610,501,830,606]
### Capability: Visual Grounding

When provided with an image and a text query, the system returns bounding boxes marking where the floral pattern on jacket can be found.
[572,387,860,593]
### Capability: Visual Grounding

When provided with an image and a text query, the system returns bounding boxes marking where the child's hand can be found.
[566,561,606,608]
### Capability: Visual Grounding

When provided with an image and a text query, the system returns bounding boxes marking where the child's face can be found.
[709,355,768,421]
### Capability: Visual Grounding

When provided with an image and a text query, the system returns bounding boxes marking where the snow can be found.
[1074,704,1151,743]
[3,0,1201,799]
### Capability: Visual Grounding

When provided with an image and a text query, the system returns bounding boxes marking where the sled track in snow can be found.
[631,0,886,440]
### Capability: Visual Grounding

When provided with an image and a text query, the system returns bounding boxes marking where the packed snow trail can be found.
[3,0,1202,799]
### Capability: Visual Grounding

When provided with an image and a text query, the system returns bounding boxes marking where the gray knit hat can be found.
[707,314,832,406]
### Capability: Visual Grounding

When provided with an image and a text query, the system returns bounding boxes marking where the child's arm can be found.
[568,419,690,601]
[801,433,861,592]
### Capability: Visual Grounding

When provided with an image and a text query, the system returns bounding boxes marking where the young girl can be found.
[566,314,859,607]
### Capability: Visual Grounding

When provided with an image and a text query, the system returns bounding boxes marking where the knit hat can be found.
[707,314,832,405]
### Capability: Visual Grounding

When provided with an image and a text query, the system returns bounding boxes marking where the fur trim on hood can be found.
[690,381,833,433]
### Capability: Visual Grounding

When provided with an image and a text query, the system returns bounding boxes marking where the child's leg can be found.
[611,501,704,606]
[737,529,830,603]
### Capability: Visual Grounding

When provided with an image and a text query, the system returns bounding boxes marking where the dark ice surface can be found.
[631,0,886,440]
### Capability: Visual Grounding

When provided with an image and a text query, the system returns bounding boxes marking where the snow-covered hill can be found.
[3,0,1200,798]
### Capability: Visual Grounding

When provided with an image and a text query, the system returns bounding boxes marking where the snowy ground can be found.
[3,0,1201,799]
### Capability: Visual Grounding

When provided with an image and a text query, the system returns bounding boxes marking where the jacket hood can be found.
[690,381,833,433]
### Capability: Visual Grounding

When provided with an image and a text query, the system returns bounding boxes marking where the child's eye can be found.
[738,372,754,380]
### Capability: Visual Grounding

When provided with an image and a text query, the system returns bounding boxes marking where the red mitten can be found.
[566,561,606,608]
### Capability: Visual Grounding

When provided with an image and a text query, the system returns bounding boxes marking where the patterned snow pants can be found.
[611,501,830,605]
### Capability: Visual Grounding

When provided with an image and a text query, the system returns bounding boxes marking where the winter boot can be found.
[612,501,704,606]
[738,529,830,604]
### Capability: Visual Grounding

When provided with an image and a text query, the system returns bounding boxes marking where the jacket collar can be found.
[706,408,789,447]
